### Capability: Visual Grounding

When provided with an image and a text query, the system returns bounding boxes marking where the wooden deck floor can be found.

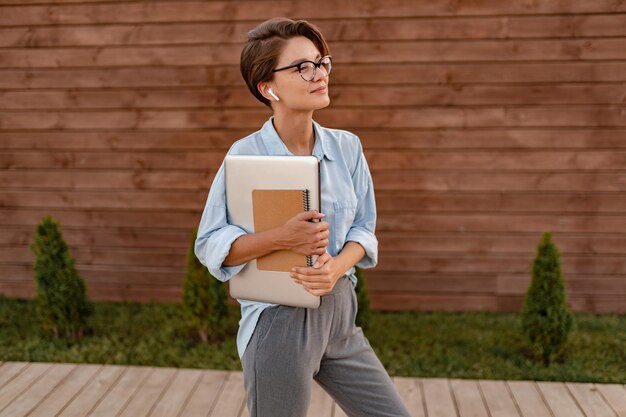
[0,361,624,417]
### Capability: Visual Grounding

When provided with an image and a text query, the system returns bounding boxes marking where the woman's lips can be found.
[311,86,327,93]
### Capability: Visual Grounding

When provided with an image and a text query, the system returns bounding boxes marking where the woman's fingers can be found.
[313,252,331,267]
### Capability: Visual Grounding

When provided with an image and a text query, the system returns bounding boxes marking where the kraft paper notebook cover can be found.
[224,154,321,309]
[252,189,314,272]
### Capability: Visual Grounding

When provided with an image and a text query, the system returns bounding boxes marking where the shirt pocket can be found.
[332,198,357,253]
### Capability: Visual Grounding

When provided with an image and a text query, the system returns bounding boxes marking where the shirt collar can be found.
[260,115,335,161]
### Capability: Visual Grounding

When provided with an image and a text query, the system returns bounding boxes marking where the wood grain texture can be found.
[0,0,625,313]
[2,362,621,417]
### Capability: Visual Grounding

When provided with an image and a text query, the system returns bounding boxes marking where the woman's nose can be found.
[313,66,328,81]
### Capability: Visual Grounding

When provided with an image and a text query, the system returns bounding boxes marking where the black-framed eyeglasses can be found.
[272,55,332,81]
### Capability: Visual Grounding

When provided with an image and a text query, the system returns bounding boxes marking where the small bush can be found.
[29,216,94,343]
[354,266,371,332]
[182,228,230,343]
[521,232,574,365]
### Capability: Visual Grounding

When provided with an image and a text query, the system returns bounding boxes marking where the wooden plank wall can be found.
[1,1,625,313]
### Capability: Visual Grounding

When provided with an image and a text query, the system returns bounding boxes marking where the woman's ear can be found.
[257,82,277,102]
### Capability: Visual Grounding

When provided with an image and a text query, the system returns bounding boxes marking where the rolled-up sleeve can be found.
[345,138,378,269]
[194,161,248,282]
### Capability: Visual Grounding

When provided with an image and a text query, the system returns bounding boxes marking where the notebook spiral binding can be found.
[302,189,310,211]
[302,189,314,268]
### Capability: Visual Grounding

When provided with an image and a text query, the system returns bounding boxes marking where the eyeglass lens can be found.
[300,57,332,81]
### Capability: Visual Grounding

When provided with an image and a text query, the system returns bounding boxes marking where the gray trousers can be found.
[241,275,412,417]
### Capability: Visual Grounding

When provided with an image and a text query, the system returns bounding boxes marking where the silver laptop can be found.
[224,154,321,308]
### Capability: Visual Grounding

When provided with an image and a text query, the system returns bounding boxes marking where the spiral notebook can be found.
[224,154,321,308]
[252,189,315,271]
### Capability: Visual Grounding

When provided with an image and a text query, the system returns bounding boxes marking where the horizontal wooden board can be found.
[0,264,185,287]
[3,249,626,282]
[0,149,229,170]
[2,129,626,151]
[496,294,626,313]
[0,245,187,268]
[2,107,626,130]
[1,1,625,27]
[3,84,626,110]
[376,232,626,255]
[374,192,626,213]
[497,274,626,295]
[374,254,626,275]
[2,189,626,213]
[1,15,626,48]
[4,149,626,170]
[3,62,626,90]
[0,130,241,150]
[373,172,626,192]
[0,67,208,89]
[5,226,626,256]
[363,149,626,170]
[0,170,215,190]
[0,150,626,173]
[3,208,626,234]
[0,246,187,268]
[367,273,626,296]
[0,225,193,248]
[372,293,626,313]
[4,170,626,193]
[0,208,201,228]
[2,39,626,68]
[0,280,194,305]
[376,213,626,234]
[0,190,207,210]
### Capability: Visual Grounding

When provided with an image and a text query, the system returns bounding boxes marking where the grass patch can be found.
[1,296,624,383]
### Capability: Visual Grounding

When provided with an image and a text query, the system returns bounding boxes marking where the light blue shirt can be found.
[194,115,378,360]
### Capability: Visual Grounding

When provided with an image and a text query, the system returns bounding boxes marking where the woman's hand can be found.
[290,252,345,296]
[276,210,329,256]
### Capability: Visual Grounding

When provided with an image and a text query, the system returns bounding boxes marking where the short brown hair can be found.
[240,17,330,108]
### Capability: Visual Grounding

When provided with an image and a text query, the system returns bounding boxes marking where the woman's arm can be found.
[224,210,329,266]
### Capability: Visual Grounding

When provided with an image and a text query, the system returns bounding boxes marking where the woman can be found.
[195,17,412,417]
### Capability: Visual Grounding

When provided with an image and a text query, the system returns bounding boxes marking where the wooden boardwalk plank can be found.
[393,376,426,417]
[595,384,626,417]
[178,369,228,417]
[28,363,101,417]
[56,364,125,417]
[149,368,204,417]
[566,382,618,417]
[0,363,75,417]
[423,378,459,417]
[478,380,521,417]
[450,378,489,417]
[506,381,552,417]
[0,362,29,391]
[208,371,246,417]
[118,366,177,417]
[537,381,586,417]
[88,365,152,417]
[1,363,625,417]
[0,362,51,414]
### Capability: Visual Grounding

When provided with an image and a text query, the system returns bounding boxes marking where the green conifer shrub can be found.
[182,228,229,342]
[29,216,94,343]
[354,266,371,332]
[521,232,574,365]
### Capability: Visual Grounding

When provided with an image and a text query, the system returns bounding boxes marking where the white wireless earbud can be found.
[268,88,280,101]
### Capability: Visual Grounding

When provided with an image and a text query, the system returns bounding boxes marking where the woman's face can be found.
[261,36,330,111]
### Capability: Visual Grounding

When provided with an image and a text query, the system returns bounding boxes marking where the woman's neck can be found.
[272,111,315,155]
